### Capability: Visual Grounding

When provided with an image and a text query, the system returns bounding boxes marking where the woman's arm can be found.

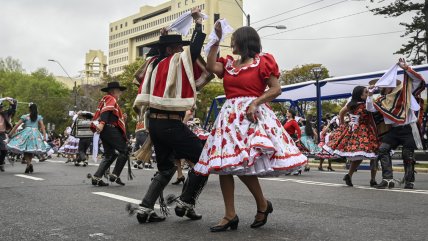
[338,105,349,125]
[246,75,282,123]
[39,120,47,141]
[206,22,224,77]
[9,119,23,136]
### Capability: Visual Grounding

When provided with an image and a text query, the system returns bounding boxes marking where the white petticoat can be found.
[59,135,79,154]
[194,97,307,176]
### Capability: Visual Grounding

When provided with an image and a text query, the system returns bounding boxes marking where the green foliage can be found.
[195,81,225,122]
[115,58,145,134]
[369,0,426,64]
[0,59,72,133]
[280,64,329,85]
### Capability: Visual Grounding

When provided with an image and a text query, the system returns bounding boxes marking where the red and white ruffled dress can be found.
[194,53,307,176]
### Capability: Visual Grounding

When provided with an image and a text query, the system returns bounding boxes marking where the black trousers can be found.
[0,133,7,165]
[378,125,416,182]
[76,137,92,162]
[94,126,128,178]
[141,118,204,209]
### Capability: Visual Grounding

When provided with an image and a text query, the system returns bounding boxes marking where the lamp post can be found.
[48,59,77,109]
[312,67,323,143]
[257,25,287,32]
[234,0,250,26]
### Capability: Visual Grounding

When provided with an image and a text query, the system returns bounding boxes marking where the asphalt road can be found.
[1,157,427,241]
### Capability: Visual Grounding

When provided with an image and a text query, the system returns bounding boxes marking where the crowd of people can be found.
[0,7,425,233]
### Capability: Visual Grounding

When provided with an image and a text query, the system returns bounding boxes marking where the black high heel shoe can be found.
[29,164,34,173]
[343,174,353,187]
[210,215,239,232]
[171,176,185,185]
[251,200,273,228]
[24,165,30,174]
[327,167,335,172]
[318,167,325,171]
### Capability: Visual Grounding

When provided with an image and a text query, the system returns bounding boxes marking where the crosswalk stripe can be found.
[92,192,160,209]
[14,174,44,181]
[260,177,428,195]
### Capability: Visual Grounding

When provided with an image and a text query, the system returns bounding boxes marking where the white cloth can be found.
[375,64,399,88]
[92,133,100,163]
[204,19,234,56]
[166,10,208,36]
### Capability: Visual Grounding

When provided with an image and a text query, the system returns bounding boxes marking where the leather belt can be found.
[149,113,182,121]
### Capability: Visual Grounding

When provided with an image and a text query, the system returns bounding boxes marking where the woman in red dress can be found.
[323,86,379,187]
[283,109,301,141]
[194,25,307,232]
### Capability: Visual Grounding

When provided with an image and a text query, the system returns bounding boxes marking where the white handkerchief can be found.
[376,64,399,88]
[167,11,208,36]
[205,19,234,56]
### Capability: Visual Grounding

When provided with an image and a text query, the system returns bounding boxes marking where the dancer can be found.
[193,24,307,232]
[60,126,79,163]
[317,121,335,171]
[7,103,47,173]
[367,59,425,189]
[131,7,212,223]
[0,97,17,172]
[283,109,301,140]
[73,111,94,167]
[89,81,128,187]
[324,86,379,187]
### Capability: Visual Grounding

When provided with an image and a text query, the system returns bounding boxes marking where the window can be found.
[110,27,113,32]
[125,22,128,27]
[185,0,188,5]
[178,2,181,8]
[120,24,123,28]
[115,26,118,30]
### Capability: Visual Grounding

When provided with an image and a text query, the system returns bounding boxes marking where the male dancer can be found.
[367,58,426,189]
[131,7,212,223]
[0,97,17,172]
[89,81,128,186]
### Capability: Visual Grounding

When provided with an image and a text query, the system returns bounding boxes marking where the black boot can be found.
[141,167,177,212]
[369,180,378,187]
[404,182,414,189]
[374,179,395,189]
[90,175,109,187]
[136,206,166,223]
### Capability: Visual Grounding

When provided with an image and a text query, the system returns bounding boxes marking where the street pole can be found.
[234,0,250,26]
[48,59,77,109]
[312,67,323,143]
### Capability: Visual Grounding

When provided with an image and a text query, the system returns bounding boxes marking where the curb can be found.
[307,162,428,174]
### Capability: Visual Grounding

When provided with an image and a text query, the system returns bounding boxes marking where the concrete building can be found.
[85,50,107,81]
[108,0,244,76]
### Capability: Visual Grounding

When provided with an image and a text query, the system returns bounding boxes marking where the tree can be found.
[280,64,329,85]
[196,81,225,122]
[369,0,427,64]
[0,57,24,73]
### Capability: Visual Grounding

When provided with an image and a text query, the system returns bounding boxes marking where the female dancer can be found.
[194,24,307,232]
[317,122,335,171]
[283,109,301,141]
[324,86,379,187]
[7,103,48,173]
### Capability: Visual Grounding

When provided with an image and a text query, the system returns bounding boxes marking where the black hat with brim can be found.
[101,81,127,92]
[144,35,190,48]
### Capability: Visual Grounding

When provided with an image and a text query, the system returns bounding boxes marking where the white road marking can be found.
[260,178,428,195]
[92,192,160,209]
[14,174,44,181]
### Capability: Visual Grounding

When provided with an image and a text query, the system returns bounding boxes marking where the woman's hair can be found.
[232,26,261,61]
[288,109,296,119]
[305,115,315,138]
[29,103,38,122]
[347,86,366,112]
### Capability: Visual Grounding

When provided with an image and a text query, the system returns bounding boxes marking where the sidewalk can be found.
[308,160,428,174]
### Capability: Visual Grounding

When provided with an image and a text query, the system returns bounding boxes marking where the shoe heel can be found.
[230,222,239,230]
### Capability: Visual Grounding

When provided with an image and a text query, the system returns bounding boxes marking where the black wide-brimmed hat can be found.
[101,81,127,92]
[144,35,190,48]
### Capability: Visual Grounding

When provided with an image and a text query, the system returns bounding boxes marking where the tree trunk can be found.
[424,0,428,63]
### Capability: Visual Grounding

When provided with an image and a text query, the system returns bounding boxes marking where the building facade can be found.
[108,0,244,76]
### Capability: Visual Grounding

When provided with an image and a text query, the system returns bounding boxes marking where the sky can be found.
[0,0,421,79]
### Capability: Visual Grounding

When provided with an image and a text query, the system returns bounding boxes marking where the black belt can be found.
[149,113,182,121]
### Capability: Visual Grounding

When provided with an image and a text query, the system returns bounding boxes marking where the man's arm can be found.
[190,9,206,62]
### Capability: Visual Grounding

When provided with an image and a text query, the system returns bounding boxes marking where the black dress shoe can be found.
[343,174,353,187]
[171,176,185,185]
[174,199,202,220]
[109,174,125,186]
[91,176,109,186]
[404,182,414,189]
[29,164,34,173]
[251,200,273,228]
[210,215,239,232]
[24,166,30,174]
[370,180,378,187]
[136,207,166,223]
[375,179,395,189]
